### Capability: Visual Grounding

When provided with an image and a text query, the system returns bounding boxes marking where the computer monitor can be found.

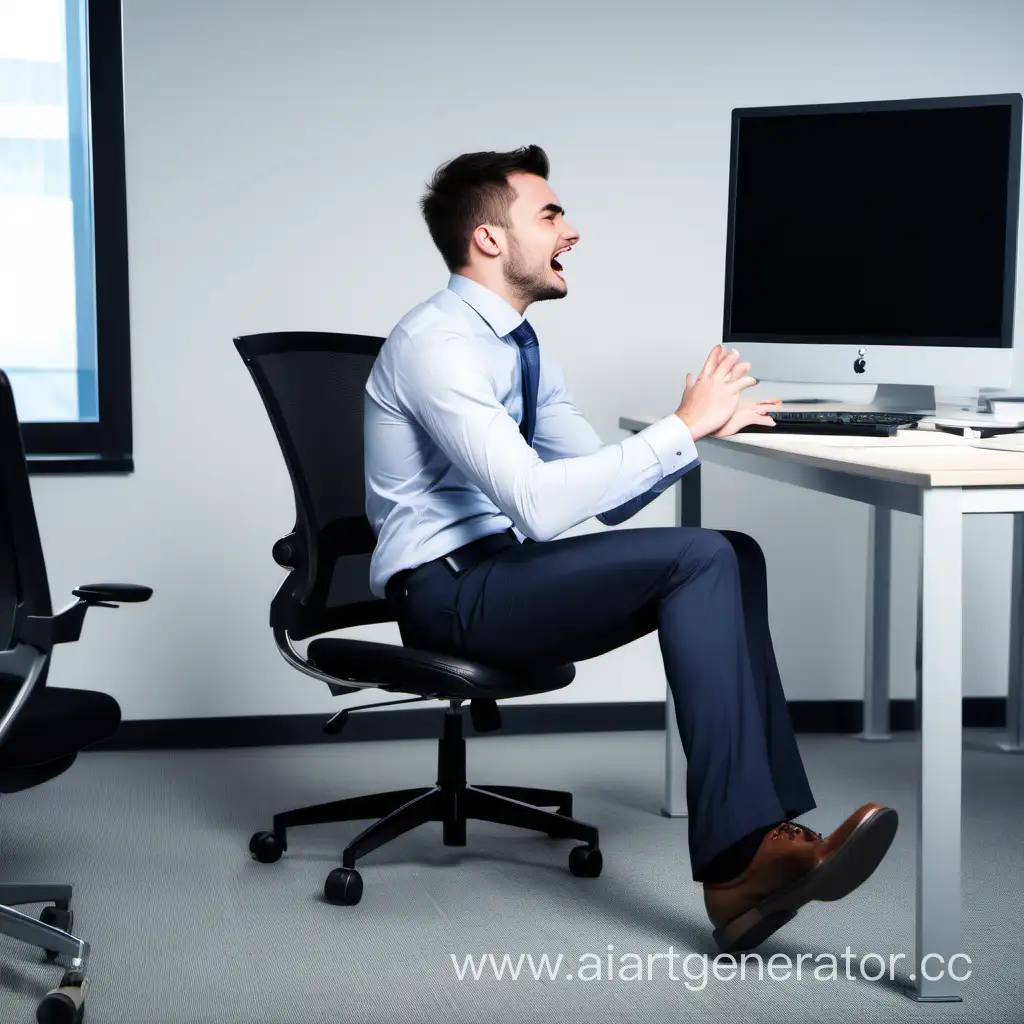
[722,93,1023,414]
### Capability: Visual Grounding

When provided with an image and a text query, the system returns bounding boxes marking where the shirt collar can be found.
[447,274,524,340]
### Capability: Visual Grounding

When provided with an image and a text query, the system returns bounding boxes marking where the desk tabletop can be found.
[619,415,1024,488]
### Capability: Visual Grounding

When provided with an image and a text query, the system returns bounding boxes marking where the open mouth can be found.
[551,245,572,276]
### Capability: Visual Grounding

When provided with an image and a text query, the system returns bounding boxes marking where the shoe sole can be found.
[712,805,899,955]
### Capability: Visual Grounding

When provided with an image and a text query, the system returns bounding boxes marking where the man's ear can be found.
[470,224,502,259]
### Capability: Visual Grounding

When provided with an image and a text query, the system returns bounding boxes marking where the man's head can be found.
[420,145,580,313]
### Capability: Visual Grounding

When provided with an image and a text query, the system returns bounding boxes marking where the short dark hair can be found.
[420,145,550,272]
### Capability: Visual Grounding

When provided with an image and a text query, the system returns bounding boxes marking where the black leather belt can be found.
[385,528,521,603]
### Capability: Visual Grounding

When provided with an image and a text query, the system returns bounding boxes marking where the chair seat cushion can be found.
[0,683,121,770]
[306,638,575,700]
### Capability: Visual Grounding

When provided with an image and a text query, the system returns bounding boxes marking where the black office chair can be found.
[0,369,152,1024]
[235,332,602,906]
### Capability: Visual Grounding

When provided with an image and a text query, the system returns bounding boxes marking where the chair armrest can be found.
[18,599,88,648]
[0,643,48,752]
[17,582,152,650]
[72,583,153,603]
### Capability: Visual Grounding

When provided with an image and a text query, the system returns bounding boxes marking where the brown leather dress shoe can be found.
[703,802,898,954]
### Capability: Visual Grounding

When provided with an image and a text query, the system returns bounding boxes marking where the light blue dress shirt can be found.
[363,274,701,598]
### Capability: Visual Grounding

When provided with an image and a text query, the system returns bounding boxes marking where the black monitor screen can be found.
[725,97,1021,347]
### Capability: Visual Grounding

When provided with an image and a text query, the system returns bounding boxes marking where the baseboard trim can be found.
[93,697,1007,752]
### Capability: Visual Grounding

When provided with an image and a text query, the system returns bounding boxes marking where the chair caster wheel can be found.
[325,867,363,906]
[36,968,86,1024]
[39,905,73,962]
[249,830,285,863]
[569,845,603,878]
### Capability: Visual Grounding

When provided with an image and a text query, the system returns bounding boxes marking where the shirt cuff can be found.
[636,414,700,478]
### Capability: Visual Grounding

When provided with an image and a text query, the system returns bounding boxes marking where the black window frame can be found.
[20,0,133,475]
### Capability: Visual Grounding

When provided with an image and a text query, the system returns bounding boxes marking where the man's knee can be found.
[669,527,739,579]
[715,529,766,570]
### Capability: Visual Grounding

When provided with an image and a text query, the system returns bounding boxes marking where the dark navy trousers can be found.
[390,526,816,881]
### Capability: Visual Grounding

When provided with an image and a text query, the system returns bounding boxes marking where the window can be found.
[0,0,132,472]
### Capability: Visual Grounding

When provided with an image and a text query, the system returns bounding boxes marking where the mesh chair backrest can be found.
[0,371,52,658]
[234,333,392,639]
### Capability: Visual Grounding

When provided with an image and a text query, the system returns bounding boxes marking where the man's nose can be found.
[565,222,580,245]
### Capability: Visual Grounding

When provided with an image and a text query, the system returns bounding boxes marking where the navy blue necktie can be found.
[508,320,540,446]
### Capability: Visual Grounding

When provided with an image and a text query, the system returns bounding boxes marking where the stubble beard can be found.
[502,231,567,307]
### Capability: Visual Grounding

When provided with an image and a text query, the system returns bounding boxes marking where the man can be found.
[363,145,898,954]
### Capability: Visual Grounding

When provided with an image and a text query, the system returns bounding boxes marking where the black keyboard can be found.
[741,410,924,437]
[770,411,924,425]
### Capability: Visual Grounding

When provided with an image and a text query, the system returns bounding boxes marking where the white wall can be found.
[28,0,1024,721]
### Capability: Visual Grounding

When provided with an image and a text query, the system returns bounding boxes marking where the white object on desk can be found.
[922,412,1024,430]
[988,399,1024,421]
[970,433,1024,453]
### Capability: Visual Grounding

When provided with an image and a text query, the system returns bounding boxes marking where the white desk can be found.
[619,417,1024,1003]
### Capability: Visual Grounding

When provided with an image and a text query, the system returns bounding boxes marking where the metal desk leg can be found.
[907,488,963,1002]
[998,512,1024,752]
[858,504,893,741]
[663,469,700,818]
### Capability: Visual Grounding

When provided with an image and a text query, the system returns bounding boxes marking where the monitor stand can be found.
[781,383,938,415]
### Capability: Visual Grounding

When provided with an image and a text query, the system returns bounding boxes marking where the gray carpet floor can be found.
[1,726,1022,1024]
